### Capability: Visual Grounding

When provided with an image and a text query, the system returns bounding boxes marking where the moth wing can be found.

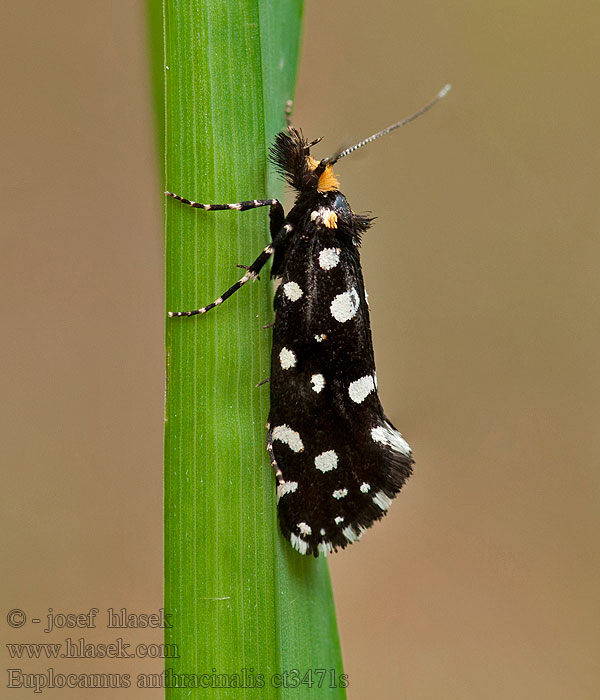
[272,412,412,556]
[268,231,412,556]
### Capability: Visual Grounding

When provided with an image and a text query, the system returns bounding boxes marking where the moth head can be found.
[270,127,340,193]
[269,84,451,196]
[305,155,340,193]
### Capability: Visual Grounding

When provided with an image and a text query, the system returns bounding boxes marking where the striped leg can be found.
[168,223,293,317]
[266,424,285,486]
[166,191,283,216]
[267,423,299,502]
[285,99,293,128]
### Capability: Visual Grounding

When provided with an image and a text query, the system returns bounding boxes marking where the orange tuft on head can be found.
[307,156,340,193]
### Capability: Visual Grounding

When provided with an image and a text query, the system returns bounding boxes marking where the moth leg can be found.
[236,263,259,281]
[166,191,284,219]
[166,189,285,248]
[284,99,293,128]
[266,425,285,488]
[267,425,300,503]
[168,243,273,317]
[255,377,270,388]
[168,223,293,317]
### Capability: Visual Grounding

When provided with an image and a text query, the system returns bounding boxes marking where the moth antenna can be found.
[324,83,451,167]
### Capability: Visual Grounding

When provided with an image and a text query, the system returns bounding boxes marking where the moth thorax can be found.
[310,208,338,229]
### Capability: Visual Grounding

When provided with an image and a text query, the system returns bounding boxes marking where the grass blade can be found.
[147,1,347,695]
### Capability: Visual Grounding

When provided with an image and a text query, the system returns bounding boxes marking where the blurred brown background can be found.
[2,1,599,698]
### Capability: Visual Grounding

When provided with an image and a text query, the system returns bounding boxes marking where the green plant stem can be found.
[148,1,347,696]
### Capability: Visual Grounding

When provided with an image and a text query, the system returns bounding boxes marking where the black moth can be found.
[168,85,450,556]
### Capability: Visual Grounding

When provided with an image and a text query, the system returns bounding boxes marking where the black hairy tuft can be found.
[269,127,315,192]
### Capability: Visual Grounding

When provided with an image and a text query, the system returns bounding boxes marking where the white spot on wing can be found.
[320,528,326,536]
[330,287,360,323]
[332,488,348,500]
[360,482,371,493]
[279,347,296,370]
[314,450,338,473]
[283,281,303,301]
[273,425,304,452]
[297,522,312,536]
[373,490,393,511]
[276,480,298,500]
[348,375,375,403]
[314,333,326,343]
[319,247,341,270]
[334,516,344,525]
[371,423,411,456]
[311,374,325,393]
[290,533,309,555]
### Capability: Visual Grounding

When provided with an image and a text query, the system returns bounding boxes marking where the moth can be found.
[168,85,450,556]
